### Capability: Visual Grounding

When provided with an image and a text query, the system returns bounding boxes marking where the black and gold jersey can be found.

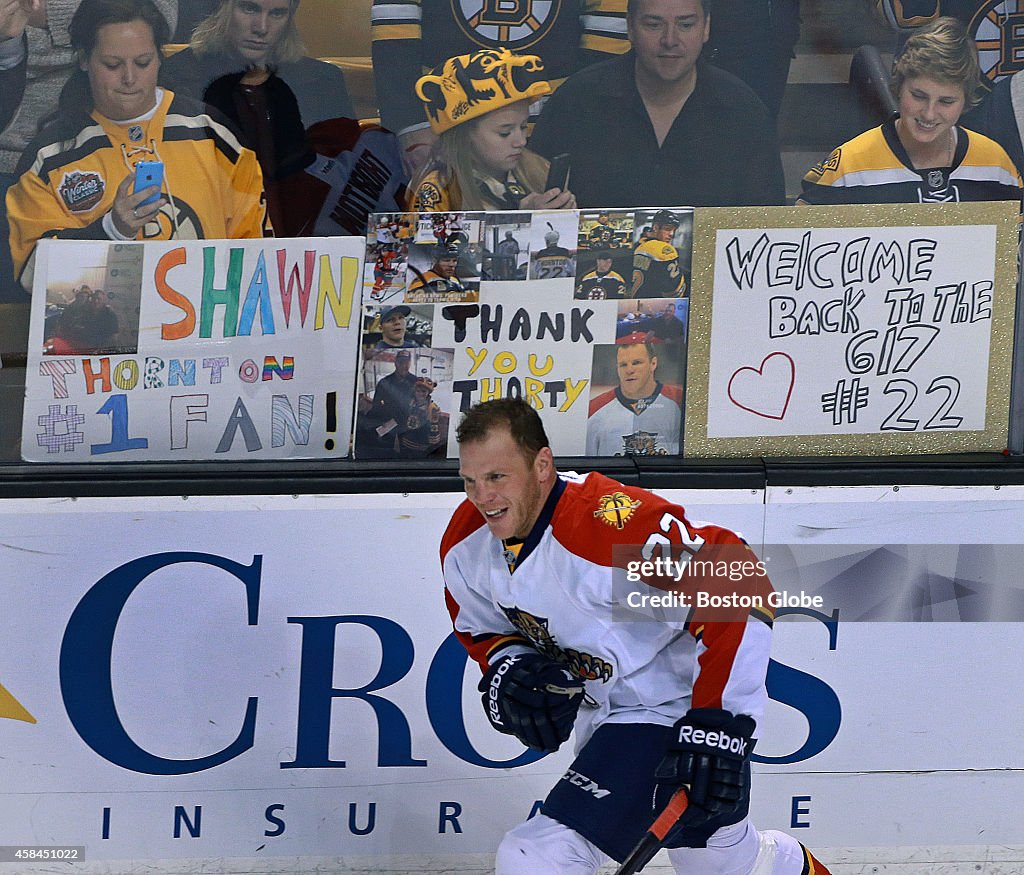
[800,120,1022,205]
[632,240,685,298]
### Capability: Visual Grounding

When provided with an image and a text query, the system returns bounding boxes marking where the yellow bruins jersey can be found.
[8,89,268,289]
[631,239,685,298]
[800,121,1023,205]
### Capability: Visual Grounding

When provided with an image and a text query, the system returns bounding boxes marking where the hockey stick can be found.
[612,788,689,875]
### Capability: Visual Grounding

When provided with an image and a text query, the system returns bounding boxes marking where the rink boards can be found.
[1,484,1022,868]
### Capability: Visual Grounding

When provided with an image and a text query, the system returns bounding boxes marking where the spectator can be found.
[160,0,352,134]
[6,0,266,291]
[529,0,785,208]
[799,17,1022,205]
[158,0,358,233]
[410,48,576,212]
[586,340,683,456]
[0,0,175,301]
[371,0,629,177]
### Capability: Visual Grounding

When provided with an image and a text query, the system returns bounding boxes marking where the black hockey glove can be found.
[478,651,586,752]
[653,708,756,847]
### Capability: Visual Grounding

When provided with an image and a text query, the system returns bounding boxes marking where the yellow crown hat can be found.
[416,48,551,135]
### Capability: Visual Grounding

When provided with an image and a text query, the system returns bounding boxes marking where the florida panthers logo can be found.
[500,606,613,682]
[452,0,561,49]
[969,1,1024,85]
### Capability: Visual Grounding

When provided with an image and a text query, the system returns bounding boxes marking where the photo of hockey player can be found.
[362,303,433,350]
[529,212,577,280]
[574,249,629,300]
[42,243,143,356]
[481,214,532,281]
[615,299,689,344]
[586,339,685,456]
[355,346,454,459]
[631,208,693,298]
[578,210,634,252]
[364,215,411,303]
[406,234,480,303]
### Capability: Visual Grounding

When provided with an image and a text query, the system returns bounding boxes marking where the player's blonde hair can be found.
[190,0,305,65]
[892,16,982,109]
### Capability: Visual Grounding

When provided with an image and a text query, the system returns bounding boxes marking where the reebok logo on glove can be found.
[486,654,520,728]
[677,725,749,757]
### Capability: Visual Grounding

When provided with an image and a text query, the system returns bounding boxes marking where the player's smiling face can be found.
[617,344,658,399]
[628,0,709,88]
[459,427,554,540]
[468,101,530,178]
[897,75,965,154]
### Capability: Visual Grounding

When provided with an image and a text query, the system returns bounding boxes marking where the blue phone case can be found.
[133,161,164,207]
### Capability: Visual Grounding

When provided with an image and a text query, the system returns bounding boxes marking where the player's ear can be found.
[533,446,555,479]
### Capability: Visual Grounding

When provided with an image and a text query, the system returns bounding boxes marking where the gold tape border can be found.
[684,202,1020,458]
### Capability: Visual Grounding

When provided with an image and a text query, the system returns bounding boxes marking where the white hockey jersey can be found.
[586,384,683,456]
[441,472,773,747]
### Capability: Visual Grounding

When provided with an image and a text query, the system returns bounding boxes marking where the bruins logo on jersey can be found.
[819,148,842,175]
[452,0,562,50]
[415,181,444,211]
[970,1,1024,85]
[593,491,642,529]
[499,605,614,681]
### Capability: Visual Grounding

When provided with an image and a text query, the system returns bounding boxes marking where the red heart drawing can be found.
[727,353,795,420]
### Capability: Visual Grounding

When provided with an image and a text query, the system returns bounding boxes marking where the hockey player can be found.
[575,251,627,300]
[799,17,1022,205]
[631,210,686,298]
[407,238,470,301]
[586,340,683,455]
[531,226,574,279]
[442,398,832,874]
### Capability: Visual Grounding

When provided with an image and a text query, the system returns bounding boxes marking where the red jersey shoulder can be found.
[661,383,684,406]
[588,387,617,417]
[440,498,486,564]
[551,472,691,564]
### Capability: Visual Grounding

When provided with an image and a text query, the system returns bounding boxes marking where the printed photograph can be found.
[586,339,686,457]
[42,243,143,356]
[355,347,455,460]
[630,208,693,299]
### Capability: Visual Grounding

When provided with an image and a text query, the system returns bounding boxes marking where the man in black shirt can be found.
[529,0,785,208]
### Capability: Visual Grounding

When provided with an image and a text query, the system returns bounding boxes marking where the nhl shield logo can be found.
[452,0,561,50]
[58,170,105,213]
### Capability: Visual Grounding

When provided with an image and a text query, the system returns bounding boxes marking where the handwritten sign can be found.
[685,203,1019,456]
[22,237,363,461]
[354,209,692,458]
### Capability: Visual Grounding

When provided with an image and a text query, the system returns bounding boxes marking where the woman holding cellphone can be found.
[6,0,267,290]
[409,48,576,213]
